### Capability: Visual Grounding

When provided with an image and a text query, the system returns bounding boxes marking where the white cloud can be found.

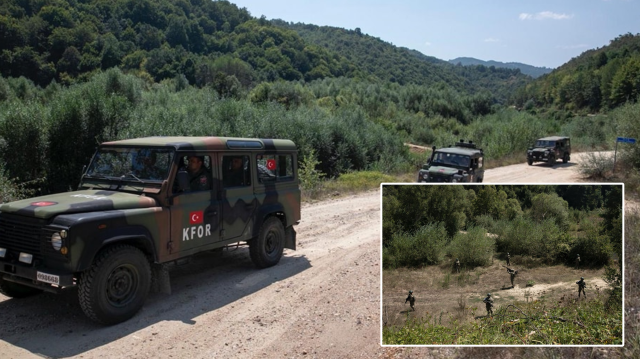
[519,11,574,20]
[424,41,432,46]
[484,38,500,43]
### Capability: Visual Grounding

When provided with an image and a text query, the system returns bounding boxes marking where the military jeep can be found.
[0,137,301,324]
[527,136,571,166]
[417,140,485,183]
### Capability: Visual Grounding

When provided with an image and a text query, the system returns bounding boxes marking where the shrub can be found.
[447,226,495,267]
[385,223,447,268]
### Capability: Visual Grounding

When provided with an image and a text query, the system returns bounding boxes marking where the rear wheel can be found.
[250,217,285,269]
[563,153,569,163]
[78,245,151,325]
[0,277,42,298]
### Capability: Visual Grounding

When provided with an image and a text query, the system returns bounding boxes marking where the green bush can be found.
[385,223,447,268]
[447,226,495,267]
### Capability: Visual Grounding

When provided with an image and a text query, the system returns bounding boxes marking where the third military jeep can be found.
[527,136,571,166]
[0,136,300,324]
[417,140,484,183]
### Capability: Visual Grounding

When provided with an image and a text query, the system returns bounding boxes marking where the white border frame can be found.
[379,182,625,348]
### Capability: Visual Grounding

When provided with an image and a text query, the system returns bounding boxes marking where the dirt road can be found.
[0,152,612,358]
[483,152,611,183]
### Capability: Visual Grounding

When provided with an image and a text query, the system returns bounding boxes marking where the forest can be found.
[0,0,639,201]
[382,185,622,269]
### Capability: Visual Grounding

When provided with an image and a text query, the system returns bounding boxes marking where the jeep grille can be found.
[0,213,48,261]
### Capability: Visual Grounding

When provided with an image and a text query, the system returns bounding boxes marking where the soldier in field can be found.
[506,252,511,266]
[483,293,494,317]
[576,277,587,298]
[405,290,415,311]
[455,258,461,273]
[503,266,518,288]
[575,254,581,268]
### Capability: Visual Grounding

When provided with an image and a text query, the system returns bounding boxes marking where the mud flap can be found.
[150,263,171,295]
[284,226,296,250]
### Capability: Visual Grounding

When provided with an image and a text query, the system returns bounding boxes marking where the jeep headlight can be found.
[51,230,66,251]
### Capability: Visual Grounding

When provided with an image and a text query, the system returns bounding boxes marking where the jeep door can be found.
[168,154,222,259]
[219,154,257,241]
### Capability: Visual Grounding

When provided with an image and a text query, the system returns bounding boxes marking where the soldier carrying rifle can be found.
[483,293,494,317]
[576,277,587,298]
[503,265,518,288]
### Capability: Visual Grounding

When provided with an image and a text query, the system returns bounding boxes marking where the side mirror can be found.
[177,169,190,191]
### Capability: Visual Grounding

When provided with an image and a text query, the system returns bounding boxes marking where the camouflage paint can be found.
[0,136,300,291]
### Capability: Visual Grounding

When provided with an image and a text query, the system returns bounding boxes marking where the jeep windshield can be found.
[432,152,471,167]
[84,147,175,182]
[535,140,556,147]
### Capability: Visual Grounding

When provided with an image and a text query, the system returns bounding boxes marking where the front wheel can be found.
[0,277,42,298]
[548,154,555,166]
[250,217,285,269]
[527,158,533,166]
[563,153,569,163]
[78,245,151,325]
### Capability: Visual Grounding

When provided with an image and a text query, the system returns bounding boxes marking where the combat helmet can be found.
[581,277,584,280]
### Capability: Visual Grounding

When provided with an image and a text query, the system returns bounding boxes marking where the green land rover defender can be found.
[417,140,485,183]
[0,137,301,324]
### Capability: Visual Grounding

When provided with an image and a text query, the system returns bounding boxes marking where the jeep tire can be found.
[78,245,151,325]
[250,217,285,269]
[563,153,569,163]
[0,277,42,298]
[548,154,555,166]
[527,158,533,166]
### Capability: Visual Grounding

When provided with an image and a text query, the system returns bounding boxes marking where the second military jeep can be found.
[417,140,485,183]
[0,136,300,324]
[527,136,571,166]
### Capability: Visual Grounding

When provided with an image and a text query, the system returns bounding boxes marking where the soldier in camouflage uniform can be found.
[505,266,518,288]
[455,258,461,273]
[576,277,586,298]
[483,293,494,317]
[186,156,212,191]
[575,254,581,268]
[506,252,511,266]
[405,290,415,311]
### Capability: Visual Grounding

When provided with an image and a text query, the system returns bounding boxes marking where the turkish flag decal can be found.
[266,159,276,170]
[189,210,203,225]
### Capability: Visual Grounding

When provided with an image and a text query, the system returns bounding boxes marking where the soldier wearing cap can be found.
[483,293,494,317]
[576,277,586,298]
[405,290,415,311]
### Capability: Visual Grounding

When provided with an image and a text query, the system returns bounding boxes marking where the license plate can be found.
[37,271,60,285]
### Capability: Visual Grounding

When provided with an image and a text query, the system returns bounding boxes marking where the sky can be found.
[229,0,640,69]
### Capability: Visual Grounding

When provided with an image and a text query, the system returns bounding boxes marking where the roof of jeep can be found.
[101,137,297,151]
[537,136,570,141]
[436,146,482,156]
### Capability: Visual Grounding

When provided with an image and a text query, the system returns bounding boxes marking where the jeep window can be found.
[257,154,294,183]
[86,147,174,181]
[174,155,213,192]
[433,152,471,167]
[223,155,251,188]
[536,140,555,147]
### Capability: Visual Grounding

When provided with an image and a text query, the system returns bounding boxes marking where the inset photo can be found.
[381,184,623,346]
